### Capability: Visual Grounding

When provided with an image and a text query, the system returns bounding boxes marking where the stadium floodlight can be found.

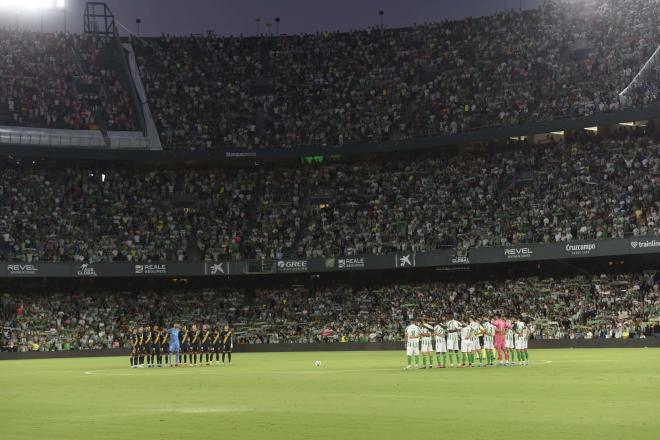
[0,0,65,10]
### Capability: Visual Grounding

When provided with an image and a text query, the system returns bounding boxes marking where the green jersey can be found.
[420,323,433,338]
[521,326,530,340]
[483,322,495,342]
[405,324,421,349]
[446,319,461,341]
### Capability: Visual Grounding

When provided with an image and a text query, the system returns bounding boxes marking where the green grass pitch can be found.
[1,349,660,440]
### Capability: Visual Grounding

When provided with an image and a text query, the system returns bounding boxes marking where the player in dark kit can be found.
[160,326,169,367]
[152,325,161,367]
[221,324,234,365]
[180,324,190,365]
[137,326,145,368]
[191,324,201,367]
[212,326,222,365]
[201,325,212,365]
[129,328,139,368]
[144,325,153,368]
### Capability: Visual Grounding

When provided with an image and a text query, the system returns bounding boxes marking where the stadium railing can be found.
[0,126,150,150]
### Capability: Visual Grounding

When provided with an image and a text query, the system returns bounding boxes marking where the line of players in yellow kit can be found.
[129,323,234,368]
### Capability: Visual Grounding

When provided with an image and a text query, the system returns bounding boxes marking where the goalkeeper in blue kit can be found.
[168,323,181,367]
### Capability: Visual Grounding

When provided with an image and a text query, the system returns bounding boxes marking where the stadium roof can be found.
[0,0,544,36]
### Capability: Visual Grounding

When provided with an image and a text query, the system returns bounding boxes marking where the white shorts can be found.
[505,338,515,349]
[472,338,481,350]
[420,338,433,353]
[435,337,447,353]
[446,337,459,351]
[514,336,524,350]
[460,339,472,353]
[483,338,494,350]
[522,339,528,350]
[406,340,420,356]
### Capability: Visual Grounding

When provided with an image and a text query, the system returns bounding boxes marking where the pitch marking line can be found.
[84,368,206,376]
[530,360,552,365]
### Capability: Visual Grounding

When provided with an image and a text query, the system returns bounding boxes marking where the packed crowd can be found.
[296,134,660,257]
[134,0,659,150]
[0,166,257,262]
[0,133,658,262]
[0,30,137,131]
[1,270,658,351]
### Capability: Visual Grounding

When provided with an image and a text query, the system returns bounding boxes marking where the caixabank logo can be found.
[277,260,308,273]
[209,263,225,275]
[396,254,415,268]
[134,264,167,275]
[7,264,39,275]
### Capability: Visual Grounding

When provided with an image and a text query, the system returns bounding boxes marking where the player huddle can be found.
[129,323,234,368]
[404,315,531,369]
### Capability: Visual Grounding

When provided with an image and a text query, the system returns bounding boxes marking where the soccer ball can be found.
[314,360,322,367]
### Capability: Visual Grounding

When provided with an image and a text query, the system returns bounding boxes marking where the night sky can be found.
[0,0,545,36]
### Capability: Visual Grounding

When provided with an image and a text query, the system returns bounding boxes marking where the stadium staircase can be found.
[70,37,148,144]
[239,171,265,260]
[286,187,312,258]
[172,170,202,261]
[242,287,256,309]
[100,39,144,133]
[620,43,660,107]
[121,41,162,149]
[68,45,107,139]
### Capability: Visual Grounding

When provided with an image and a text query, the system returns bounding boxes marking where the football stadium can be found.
[0,0,659,438]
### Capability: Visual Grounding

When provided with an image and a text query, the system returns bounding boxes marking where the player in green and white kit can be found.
[482,319,496,366]
[470,319,484,367]
[445,316,462,368]
[522,323,532,365]
[433,321,447,368]
[404,321,421,369]
[505,319,515,366]
[515,320,531,366]
[419,320,434,368]
[460,322,473,367]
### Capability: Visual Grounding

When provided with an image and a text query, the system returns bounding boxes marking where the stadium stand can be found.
[0,134,658,262]
[0,0,659,359]
[133,0,660,149]
[1,271,658,351]
[0,30,138,131]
